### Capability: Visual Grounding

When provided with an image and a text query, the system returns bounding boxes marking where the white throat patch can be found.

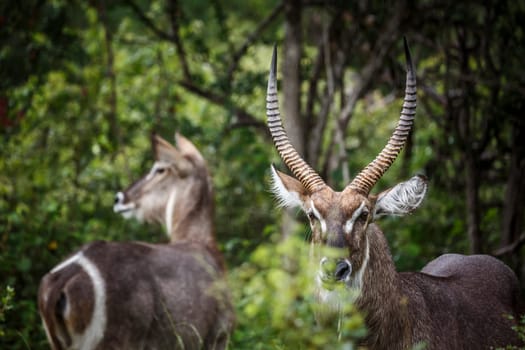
[165,188,178,238]
[348,235,370,291]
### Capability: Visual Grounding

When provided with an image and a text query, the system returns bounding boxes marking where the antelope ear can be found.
[373,175,428,218]
[153,134,179,162]
[175,133,205,164]
[152,134,193,174]
[270,164,309,208]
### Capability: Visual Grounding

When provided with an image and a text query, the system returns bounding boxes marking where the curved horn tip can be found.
[270,44,278,79]
[267,44,278,94]
[403,37,415,76]
[415,173,428,183]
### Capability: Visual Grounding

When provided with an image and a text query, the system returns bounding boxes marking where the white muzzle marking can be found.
[113,195,136,218]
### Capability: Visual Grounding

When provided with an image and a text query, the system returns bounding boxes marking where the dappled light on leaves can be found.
[230,235,366,349]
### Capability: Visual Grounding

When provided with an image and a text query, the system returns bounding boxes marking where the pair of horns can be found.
[266,38,416,195]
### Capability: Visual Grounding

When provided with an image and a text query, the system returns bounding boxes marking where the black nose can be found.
[334,260,352,281]
[114,192,125,205]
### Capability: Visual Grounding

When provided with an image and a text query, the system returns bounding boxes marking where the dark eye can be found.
[360,211,369,220]
[155,167,166,174]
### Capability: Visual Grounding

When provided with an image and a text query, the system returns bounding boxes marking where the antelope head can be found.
[114,133,214,242]
[267,40,428,303]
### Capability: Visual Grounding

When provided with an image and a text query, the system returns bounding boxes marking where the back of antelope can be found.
[38,133,234,350]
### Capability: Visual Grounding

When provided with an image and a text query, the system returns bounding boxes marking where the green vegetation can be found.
[231,234,366,349]
[1,0,524,348]
[0,286,15,338]
[497,315,525,350]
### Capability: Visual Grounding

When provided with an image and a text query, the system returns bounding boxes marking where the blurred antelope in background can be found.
[266,40,524,350]
[38,134,234,350]
[114,134,216,247]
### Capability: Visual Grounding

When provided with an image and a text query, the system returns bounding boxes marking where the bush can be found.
[0,286,15,338]
[229,233,366,349]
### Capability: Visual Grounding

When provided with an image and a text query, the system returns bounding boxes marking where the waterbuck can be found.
[113,133,216,247]
[265,40,524,349]
[38,133,234,350]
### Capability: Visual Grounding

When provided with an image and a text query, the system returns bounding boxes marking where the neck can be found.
[356,224,412,350]
[164,177,217,248]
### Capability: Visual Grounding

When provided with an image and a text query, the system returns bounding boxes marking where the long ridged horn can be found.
[347,38,417,194]
[266,45,327,193]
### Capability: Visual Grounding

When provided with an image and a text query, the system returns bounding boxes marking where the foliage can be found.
[0,286,15,338]
[0,0,524,349]
[230,233,366,349]
[496,315,525,350]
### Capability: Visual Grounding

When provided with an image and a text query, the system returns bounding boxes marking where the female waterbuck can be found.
[266,40,523,349]
[113,134,217,247]
[38,134,234,350]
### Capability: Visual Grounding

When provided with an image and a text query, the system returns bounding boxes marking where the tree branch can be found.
[323,3,405,181]
[125,0,192,82]
[226,3,284,83]
[96,1,120,153]
[167,0,191,81]
[177,80,266,132]
[493,233,525,257]
[124,0,174,43]
[305,40,325,165]
[336,6,403,133]
[125,0,265,135]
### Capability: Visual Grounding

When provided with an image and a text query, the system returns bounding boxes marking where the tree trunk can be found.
[464,152,482,254]
[501,118,525,253]
[283,0,303,155]
[97,1,120,152]
[455,26,483,254]
[281,0,303,238]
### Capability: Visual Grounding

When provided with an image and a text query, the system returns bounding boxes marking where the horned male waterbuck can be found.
[38,134,234,350]
[266,40,524,349]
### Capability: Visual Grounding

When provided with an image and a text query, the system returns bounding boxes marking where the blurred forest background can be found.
[1,0,524,348]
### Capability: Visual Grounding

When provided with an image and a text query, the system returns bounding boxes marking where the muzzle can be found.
[113,192,135,217]
[319,257,352,289]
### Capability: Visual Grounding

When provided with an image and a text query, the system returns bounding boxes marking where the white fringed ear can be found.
[270,165,307,208]
[374,175,428,218]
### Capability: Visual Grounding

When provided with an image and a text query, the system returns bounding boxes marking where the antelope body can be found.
[39,134,234,350]
[266,41,523,349]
